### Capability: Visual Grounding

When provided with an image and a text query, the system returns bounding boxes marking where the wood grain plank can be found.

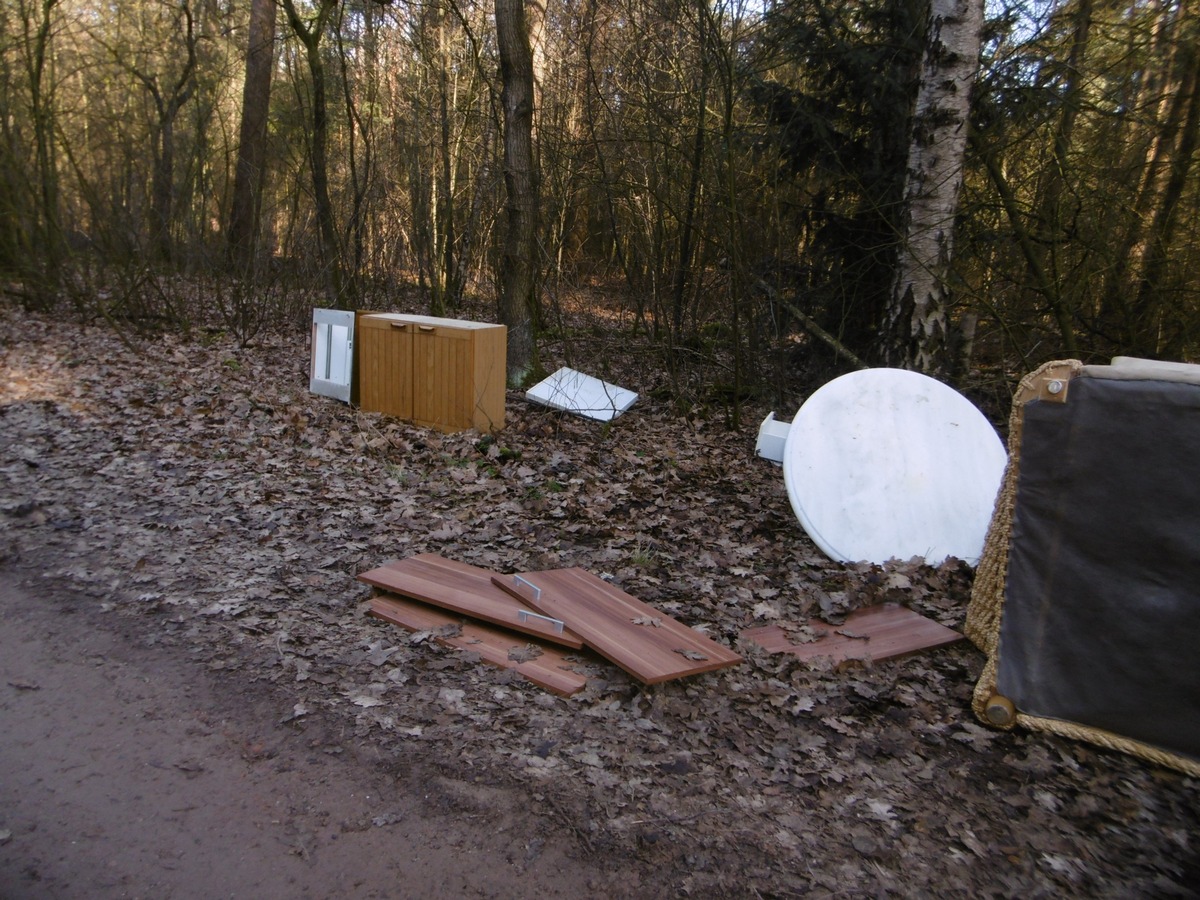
[357,554,586,649]
[741,604,964,666]
[492,568,742,684]
[368,594,589,697]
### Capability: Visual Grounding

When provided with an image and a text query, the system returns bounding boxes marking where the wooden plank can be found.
[368,594,589,697]
[741,603,964,666]
[492,568,742,685]
[357,554,586,650]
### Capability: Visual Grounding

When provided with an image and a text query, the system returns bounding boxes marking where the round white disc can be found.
[782,368,1007,565]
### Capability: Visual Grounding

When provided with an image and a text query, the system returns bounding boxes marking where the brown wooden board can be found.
[368,594,589,697]
[741,603,964,667]
[492,568,742,684]
[357,554,585,649]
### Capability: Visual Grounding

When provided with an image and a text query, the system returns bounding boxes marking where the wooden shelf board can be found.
[368,594,589,698]
[741,603,964,666]
[493,568,742,685]
[357,554,585,649]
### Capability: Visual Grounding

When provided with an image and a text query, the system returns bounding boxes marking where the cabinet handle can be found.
[417,325,436,333]
[517,609,563,633]
[389,321,408,330]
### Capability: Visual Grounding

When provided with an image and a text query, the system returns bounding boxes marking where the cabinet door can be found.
[310,309,354,402]
[358,316,414,420]
[410,323,474,431]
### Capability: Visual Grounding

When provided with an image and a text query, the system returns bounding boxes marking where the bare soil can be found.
[0,571,634,899]
[2,301,1198,898]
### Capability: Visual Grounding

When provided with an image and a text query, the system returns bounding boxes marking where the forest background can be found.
[1,0,1198,412]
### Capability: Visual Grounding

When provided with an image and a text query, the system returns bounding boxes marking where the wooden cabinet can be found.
[357,313,506,433]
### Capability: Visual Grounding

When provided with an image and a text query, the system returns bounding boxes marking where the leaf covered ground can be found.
[1,300,1197,897]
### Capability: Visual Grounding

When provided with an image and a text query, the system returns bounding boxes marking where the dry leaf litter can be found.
[1,302,1197,897]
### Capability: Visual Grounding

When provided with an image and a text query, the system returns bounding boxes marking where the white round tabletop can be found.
[782,368,1007,565]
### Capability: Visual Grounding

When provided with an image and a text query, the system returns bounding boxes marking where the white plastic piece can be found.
[755,411,791,463]
[526,367,638,421]
[782,368,1007,566]
[310,308,355,402]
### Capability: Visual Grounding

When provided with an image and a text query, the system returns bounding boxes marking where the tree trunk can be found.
[1130,34,1200,356]
[281,0,344,306]
[885,0,985,374]
[133,3,198,264]
[496,0,538,386]
[227,0,277,274]
[1034,0,1092,353]
[20,0,63,303]
[151,115,175,261]
[671,0,709,340]
[435,12,458,314]
[1092,0,1190,347]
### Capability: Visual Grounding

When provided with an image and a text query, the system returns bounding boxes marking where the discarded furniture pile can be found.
[313,310,1199,774]
[309,306,640,431]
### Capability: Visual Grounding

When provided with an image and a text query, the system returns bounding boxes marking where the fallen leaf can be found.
[280,702,309,723]
[508,644,544,663]
[751,601,781,620]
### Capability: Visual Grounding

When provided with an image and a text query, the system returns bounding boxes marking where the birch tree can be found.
[886,0,985,373]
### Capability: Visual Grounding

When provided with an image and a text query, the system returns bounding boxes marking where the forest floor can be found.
[1,295,1198,898]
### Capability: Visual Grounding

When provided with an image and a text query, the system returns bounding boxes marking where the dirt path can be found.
[0,569,635,899]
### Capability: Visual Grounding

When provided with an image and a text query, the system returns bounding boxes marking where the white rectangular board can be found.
[310,308,355,402]
[525,367,638,421]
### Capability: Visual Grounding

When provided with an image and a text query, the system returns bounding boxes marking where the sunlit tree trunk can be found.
[19,0,63,302]
[227,0,276,274]
[496,0,538,385]
[281,0,344,305]
[885,0,985,374]
[1098,0,1195,349]
[129,2,198,263]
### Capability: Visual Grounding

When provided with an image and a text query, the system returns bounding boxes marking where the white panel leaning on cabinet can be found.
[310,308,355,403]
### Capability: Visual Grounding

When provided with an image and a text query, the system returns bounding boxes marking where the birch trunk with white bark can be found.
[886,0,985,374]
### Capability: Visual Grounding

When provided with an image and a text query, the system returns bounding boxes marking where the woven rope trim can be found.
[1015,714,1200,778]
[964,360,1082,654]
